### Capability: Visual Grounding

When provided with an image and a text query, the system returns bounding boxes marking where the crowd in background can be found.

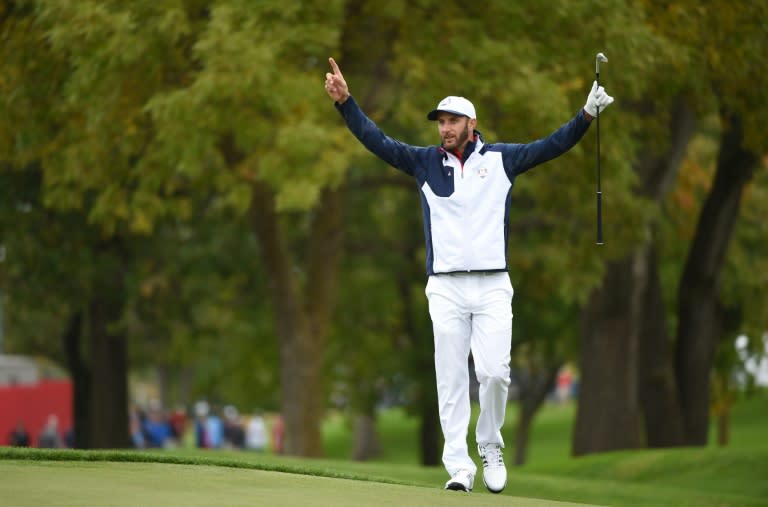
[6,414,72,449]
[129,400,284,452]
[5,401,284,452]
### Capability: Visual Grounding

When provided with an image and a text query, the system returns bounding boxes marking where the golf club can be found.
[595,52,607,245]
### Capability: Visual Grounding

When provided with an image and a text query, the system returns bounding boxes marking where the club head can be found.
[595,52,608,74]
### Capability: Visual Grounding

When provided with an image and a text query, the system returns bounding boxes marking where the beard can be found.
[442,122,471,151]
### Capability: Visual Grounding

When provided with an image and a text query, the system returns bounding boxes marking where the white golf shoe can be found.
[478,443,507,494]
[444,469,474,492]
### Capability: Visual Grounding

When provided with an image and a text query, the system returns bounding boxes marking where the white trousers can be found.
[425,272,513,476]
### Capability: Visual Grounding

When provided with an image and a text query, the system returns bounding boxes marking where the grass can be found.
[0,459,588,507]
[321,398,579,464]
[1,392,766,506]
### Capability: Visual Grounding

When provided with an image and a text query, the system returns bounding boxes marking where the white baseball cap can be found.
[427,96,476,121]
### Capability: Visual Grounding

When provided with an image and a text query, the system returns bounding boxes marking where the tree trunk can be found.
[396,217,441,467]
[62,311,90,449]
[250,183,344,457]
[417,397,441,466]
[574,253,646,455]
[278,315,324,456]
[635,102,697,448]
[88,252,131,448]
[514,410,533,467]
[675,111,757,445]
[352,412,381,461]
[638,246,685,447]
[513,363,560,466]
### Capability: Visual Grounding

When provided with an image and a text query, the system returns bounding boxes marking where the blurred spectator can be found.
[205,406,224,449]
[168,405,188,445]
[63,427,75,448]
[556,367,574,404]
[194,400,209,448]
[245,409,268,452]
[37,414,63,448]
[223,405,245,449]
[143,403,173,448]
[8,420,31,447]
[129,405,147,449]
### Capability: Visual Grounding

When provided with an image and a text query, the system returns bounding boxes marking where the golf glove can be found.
[584,81,614,117]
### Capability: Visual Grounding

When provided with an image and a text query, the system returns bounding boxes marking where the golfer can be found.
[324,57,613,494]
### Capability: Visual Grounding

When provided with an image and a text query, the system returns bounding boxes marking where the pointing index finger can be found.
[329,57,342,76]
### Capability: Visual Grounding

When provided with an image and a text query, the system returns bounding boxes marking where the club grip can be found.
[596,191,603,245]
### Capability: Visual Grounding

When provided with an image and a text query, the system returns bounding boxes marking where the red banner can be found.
[0,380,72,447]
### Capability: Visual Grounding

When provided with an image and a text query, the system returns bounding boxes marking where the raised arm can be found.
[325,57,426,176]
[501,81,614,176]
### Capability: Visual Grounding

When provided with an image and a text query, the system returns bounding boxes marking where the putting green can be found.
[0,460,599,506]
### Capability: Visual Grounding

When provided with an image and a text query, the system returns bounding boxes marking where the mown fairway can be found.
[1,459,594,507]
[1,394,765,506]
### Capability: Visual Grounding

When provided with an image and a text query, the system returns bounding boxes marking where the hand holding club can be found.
[584,81,614,118]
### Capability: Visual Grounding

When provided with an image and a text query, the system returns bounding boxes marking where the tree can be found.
[675,111,760,444]
[575,0,768,454]
[0,164,133,448]
[669,0,768,445]
[2,0,346,450]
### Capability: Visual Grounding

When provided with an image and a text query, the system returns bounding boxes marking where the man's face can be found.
[437,112,475,152]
